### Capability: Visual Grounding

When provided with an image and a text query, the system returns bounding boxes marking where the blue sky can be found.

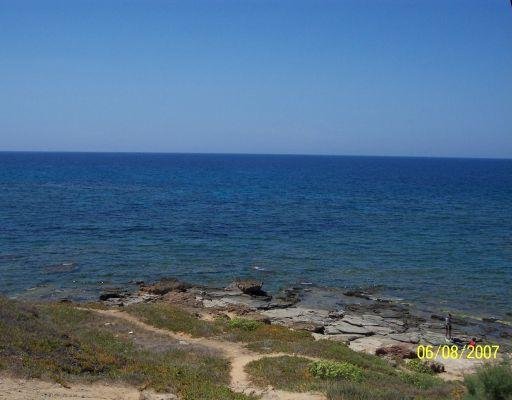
[1,0,511,158]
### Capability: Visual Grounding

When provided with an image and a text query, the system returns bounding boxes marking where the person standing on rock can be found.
[444,313,452,340]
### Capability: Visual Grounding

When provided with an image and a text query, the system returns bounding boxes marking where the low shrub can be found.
[463,361,512,400]
[407,358,435,375]
[309,360,364,382]
[227,318,263,331]
[398,371,442,390]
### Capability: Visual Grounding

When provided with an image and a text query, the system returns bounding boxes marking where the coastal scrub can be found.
[0,297,253,400]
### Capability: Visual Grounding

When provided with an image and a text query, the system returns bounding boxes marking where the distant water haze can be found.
[0,152,511,319]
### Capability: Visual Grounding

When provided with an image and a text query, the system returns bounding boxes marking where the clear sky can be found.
[1,0,511,158]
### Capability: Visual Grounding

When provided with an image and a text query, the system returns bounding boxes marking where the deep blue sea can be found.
[1,152,511,319]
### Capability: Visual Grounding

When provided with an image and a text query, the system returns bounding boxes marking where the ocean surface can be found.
[1,152,511,319]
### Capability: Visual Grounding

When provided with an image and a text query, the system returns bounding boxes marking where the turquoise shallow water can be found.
[0,152,511,318]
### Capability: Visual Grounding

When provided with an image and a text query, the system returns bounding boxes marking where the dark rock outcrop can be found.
[99,289,127,301]
[375,344,416,359]
[225,279,268,296]
[141,278,192,295]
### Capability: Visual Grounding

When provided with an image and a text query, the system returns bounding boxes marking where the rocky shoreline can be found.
[98,278,511,359]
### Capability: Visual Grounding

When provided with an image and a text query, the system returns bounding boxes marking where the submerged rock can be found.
[42,262,77,274]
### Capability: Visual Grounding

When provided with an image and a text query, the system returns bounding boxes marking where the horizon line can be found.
[0,149,511,161]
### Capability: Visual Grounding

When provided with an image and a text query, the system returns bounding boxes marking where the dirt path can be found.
[87,308,325,400]
[0,374,150,400]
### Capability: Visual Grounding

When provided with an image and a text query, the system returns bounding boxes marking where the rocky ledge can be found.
[100,278,512,359]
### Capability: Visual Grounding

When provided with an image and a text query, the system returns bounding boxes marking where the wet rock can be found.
[272,286,302,307]
[482,316,498,323]
[226,279,267,296]
[99,289,128,301]
[343,290,372,300]
[141,278,192,295]
[203,294,271,311]
[378,309,404,319]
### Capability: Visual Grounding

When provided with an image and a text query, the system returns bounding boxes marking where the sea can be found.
[1,152,511,319]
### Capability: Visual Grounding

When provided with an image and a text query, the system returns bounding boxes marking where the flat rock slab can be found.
[203,296,270,310]
[350,335,407,354]
[379,310,404,318]
[262,307,330,323]
[325,321,371,335]
[313,333,366,343]
[369,325,396,335]
[341,315,366,326]
[389,332,420,344]
[361,314,386,326]
[421,332,450,346]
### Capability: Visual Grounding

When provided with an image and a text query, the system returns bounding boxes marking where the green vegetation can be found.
[309,360,364,382]
[126,303,396,375]
[246,355,454,400]
[227,317,263,331]
[463,360,512,400]
[0,297,252,400]
[0,298,467,400]
[245,356,313,392]
[125,302,461,399]
[406,358,435,375]
[127,302,223,337]
[398,371,443,390]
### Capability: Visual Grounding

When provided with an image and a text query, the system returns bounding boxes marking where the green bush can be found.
[407,359,434,375]
[227,318,263,331]
[309,360,364,382]
[464,361,512,400]
[398,371,442,390]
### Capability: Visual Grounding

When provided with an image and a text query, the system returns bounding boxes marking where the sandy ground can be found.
[0,374,144,400]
